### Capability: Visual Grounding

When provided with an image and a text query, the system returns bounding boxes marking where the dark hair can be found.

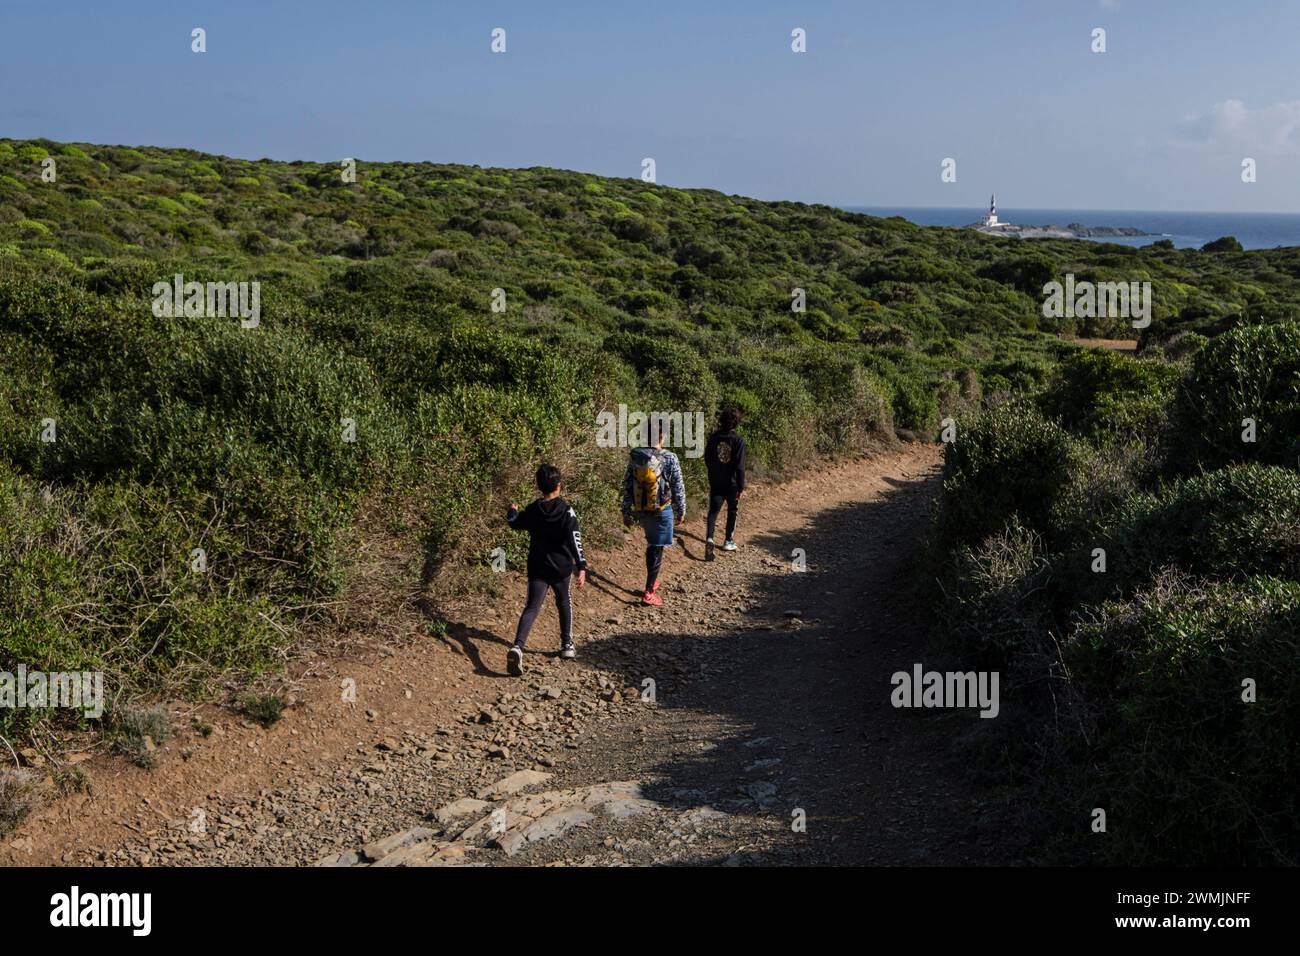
[536,464,562,494]
[720,408,742,431]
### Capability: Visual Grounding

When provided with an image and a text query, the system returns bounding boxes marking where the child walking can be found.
[506,465,587,676]
[704,408,747,560]
[621,422,686,606]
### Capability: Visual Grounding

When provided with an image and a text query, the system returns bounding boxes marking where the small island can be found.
[967,195,1153,239]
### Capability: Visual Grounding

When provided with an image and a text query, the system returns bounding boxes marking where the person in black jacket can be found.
[505,464,587,675]
[704,408,747,561]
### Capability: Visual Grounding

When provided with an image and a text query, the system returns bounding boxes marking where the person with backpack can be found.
[704,408,747,561]
[621,422,686,607]
[505,464,587,676]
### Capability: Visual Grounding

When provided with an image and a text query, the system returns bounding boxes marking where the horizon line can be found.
[840,203,1300,217]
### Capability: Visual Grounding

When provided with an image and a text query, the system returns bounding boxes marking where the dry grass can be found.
[0,768,43,837]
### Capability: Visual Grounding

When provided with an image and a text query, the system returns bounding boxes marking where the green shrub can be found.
[1097,464,1300,593]
[776,345,893,453]
[1201,236,1244,253]
[0,332,58,470]
[242,693,285,728]
[975,255,1057,296]
[979,354,1055,393]
[1068,574,1300,864]
[708,354,816,474]
[0,469,99,739]
[1048,441,1146,549]
[1160,330,1208,363]
[1039,348,1180,444]
[937,400,1084,549]
[606,331,722,421]
[1168,321,1300,471]
[941,519,1052,664]
[890,375,940,433]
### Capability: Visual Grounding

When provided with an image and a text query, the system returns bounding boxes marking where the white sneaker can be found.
[560,643,576,660]
[723,539,738,552]
[507,646,524,676]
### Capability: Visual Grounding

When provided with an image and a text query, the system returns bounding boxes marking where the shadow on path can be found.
[563,461,1016,865]
[433,620,513,678]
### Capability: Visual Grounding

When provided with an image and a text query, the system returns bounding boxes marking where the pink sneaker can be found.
[642,590,663,607]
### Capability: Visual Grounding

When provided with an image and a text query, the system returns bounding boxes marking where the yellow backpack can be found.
[630,448,669,511]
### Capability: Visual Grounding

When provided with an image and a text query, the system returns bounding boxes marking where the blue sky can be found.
[2,0,1299,211]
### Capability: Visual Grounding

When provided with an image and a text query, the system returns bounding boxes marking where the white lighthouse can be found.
[981,194,1010,228]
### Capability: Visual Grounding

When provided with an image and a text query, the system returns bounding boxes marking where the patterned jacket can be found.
[621,447,686,522]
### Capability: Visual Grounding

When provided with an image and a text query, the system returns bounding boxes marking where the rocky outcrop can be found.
[314,777,658,866]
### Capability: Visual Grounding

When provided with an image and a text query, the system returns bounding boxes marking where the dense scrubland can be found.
[1,138,1298,862]
[938,330,1300,865]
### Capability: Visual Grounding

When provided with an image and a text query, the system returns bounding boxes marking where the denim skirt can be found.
[639,508,675,547]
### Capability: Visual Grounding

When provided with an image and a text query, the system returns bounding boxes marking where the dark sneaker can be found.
[507,645,524,676]
[560,643,576,660]
[705,538,715,561]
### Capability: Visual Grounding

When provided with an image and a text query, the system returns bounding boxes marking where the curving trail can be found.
[4,443,1014,867]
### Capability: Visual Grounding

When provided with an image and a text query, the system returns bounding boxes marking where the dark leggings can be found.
[645,546,664,594]
[706,489,739,541]
[514,574,572,648]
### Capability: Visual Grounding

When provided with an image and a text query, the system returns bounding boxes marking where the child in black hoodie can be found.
[704,408,747,560]
[505,464,587,675]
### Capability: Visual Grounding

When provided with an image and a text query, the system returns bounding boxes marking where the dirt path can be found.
[4,443,1013,867]
[1069,337,1139,353]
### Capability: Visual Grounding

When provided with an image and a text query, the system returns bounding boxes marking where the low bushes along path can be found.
[4,444,1015,867]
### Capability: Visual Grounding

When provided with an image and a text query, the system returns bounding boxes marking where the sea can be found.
[842,207,1300,251]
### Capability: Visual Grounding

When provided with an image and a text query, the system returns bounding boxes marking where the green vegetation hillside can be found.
[2,138,1299,863]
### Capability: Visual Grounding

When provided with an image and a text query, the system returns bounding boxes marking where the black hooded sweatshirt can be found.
[506,497,588,579]
[705,429,747,493]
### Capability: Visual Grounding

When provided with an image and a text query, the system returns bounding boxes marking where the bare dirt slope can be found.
[4,443,1013,867]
